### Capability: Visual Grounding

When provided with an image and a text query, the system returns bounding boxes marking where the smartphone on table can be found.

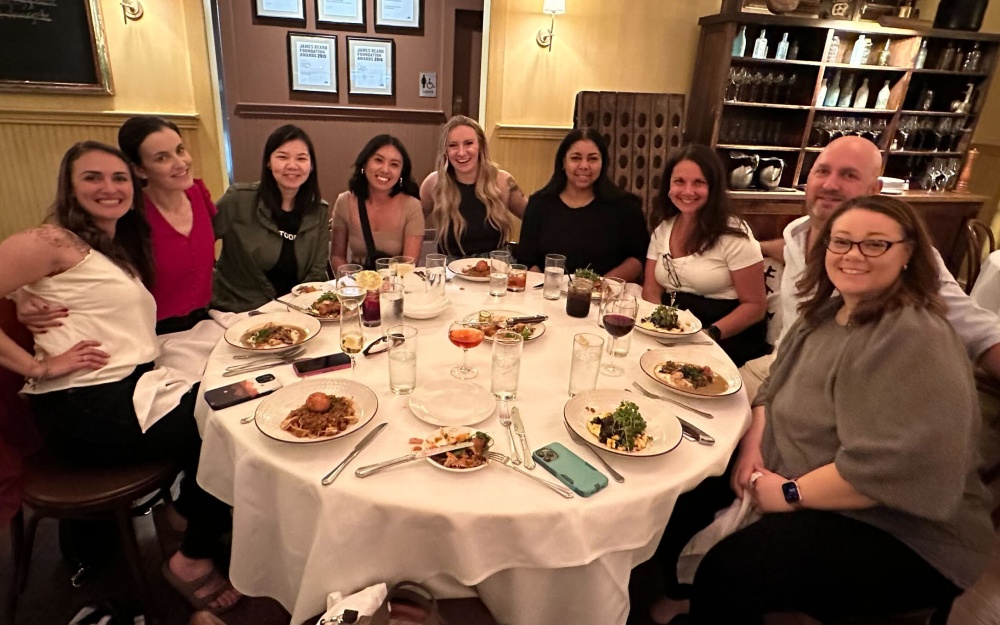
[292,352,353,377]
[532,442,609,497]
[204,374,283,410]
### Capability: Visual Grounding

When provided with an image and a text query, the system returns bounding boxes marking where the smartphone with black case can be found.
[204,374,282,410]
[292,352,353,377]
[532,442,609,497]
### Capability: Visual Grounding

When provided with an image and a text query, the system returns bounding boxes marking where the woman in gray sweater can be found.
[651,196,994,625]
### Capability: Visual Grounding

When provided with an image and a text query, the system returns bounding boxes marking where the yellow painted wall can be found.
[0,0,225,239]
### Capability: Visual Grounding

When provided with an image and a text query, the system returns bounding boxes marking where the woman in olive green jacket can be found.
[212,125,330,312]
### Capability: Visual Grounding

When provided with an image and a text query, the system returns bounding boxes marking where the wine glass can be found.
[601,295,638,377]
[448,321,485,379]
[337,284,366,374]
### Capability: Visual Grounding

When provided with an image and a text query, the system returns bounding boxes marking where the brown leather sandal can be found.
[161,561,241,614]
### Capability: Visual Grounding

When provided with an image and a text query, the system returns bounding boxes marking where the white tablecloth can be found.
[194,274,752,625]
[971,250,1000,316]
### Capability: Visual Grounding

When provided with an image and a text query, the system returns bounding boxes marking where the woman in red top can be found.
[118,116,217,334]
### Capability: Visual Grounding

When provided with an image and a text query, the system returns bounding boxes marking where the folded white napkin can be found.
[316,582,388,624]
[676,493,761,584]
[131,312,242,433]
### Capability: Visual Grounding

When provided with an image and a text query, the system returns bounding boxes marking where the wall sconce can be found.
[536,0,566,52]
[120,0,144,24]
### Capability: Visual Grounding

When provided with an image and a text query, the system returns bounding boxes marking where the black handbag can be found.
[357,197,392,271]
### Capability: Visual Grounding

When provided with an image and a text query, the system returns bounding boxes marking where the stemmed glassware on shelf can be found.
[600,295,638,377]
[448,321,485,379]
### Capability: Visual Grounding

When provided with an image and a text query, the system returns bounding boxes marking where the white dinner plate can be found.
[291,281,337,296]
[564,389,682,457]
[289,290,344,322]
[461,309,546,342]
[254,378,378,444]
[634,300,703,338]
[449,258,499,282]
[408,380,497,426]
[224,312,322,352]
[403,297,450,320]
[639,347,743,399]
[421,426,493,473]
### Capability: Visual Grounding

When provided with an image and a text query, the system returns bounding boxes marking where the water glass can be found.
[491,331,523,400]
[379,283,404,336]
[597,276,626,329]
[507,264,527,292]
[543,254,566,300]
[425,253,447,299]
[391,255,415,278]
[387,325,418,395]
[489,250,511,297]
[569,333,604,397]
[375,258,395,279]
[337,263,363,283]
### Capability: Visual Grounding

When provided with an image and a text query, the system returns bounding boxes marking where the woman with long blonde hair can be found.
[420,116,527,258]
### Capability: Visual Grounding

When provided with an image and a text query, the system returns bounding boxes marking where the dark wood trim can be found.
[233,102,447,124]
[699,13,1000,42]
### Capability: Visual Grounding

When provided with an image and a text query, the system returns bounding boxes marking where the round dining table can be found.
[193,272,752,625]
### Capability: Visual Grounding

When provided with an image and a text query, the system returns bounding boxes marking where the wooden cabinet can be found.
[687,13,1000,275]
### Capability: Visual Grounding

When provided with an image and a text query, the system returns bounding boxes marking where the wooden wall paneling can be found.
[649,94,672,215]
[574,92,601,130]
[599,92,618,177]
[614,95,635,194]
[632,93,654,217]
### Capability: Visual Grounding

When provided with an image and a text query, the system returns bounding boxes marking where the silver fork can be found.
[630,382,714,419]
[233,346,305,360]
[497,401,522,465]
[486,452,573,498]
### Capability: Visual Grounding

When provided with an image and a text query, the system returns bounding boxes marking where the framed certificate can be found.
[316,0,365,27]
[288,33,337,94]
[347,37,395,97]
[374,0,423,31]
[255,0,305,20]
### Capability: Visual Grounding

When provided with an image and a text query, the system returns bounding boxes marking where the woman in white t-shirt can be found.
[641,145,768,366]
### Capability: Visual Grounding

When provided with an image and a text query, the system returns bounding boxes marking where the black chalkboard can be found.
[0,0,113,93]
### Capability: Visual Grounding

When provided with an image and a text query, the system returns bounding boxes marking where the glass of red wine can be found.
[601,295,637,377]
[448,321,486,379]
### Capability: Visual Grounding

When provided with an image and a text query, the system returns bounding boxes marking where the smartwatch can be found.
[781,480,802,506]
[706,324,722,342]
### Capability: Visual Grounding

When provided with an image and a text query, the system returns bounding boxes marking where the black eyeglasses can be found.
[826,237,908,258]
[661,253,681,306]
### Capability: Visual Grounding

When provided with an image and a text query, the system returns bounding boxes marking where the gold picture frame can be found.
[0,0,114,94]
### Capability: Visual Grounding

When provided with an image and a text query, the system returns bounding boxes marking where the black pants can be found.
[29,364,230,559]
[652,455,960,624]
[155,307,211,336]
[665,292,770,368]
[691,511,961,625]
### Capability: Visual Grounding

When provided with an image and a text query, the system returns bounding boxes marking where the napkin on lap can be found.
[316,583,388,624]
[676,493,760,584]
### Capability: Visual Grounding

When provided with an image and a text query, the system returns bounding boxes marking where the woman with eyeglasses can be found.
[516,129,648,279]
[647,195,993,625]
[641,145,767,367]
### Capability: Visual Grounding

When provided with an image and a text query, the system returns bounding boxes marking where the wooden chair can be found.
[1,299,179,624]
[964,219,996,294]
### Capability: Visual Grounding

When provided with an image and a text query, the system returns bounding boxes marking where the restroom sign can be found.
[419,72,436,97]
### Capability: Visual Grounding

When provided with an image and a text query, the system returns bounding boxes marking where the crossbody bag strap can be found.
[357,196,379,270]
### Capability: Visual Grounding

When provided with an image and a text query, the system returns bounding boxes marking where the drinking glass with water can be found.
[491,331,523,400]
[489,250,511,297]
[543,254,566,300]
[387,325,418,395]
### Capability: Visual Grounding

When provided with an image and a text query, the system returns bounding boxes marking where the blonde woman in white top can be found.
[0,142,240,613]
[641,144,768,367]
[420,116,528,259]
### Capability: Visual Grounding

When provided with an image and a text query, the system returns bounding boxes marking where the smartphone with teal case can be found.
[532,442,609,497]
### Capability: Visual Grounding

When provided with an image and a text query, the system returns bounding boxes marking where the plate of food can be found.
[254,378,378,443]
[290,290,342,321]
[449,258,496,282]
[461,310,545,342]
[559,268,604,300]
[639,347,743,399]
[224,312,321,352]
[635,301,703,338]
[291,281,336,296]
[408,426,494,472]
[563,389,682,457]
[408,379,496,426]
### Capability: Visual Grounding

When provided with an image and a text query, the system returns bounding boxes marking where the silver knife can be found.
[631,382,714,419]
[502,314,548,326]
[321,422,388,485]
[222,358,308,377]
[511,407,535,470]
[354,441,475,478]
[677,416,715,446]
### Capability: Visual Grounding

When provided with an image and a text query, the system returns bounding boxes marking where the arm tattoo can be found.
[31,225,90,255]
